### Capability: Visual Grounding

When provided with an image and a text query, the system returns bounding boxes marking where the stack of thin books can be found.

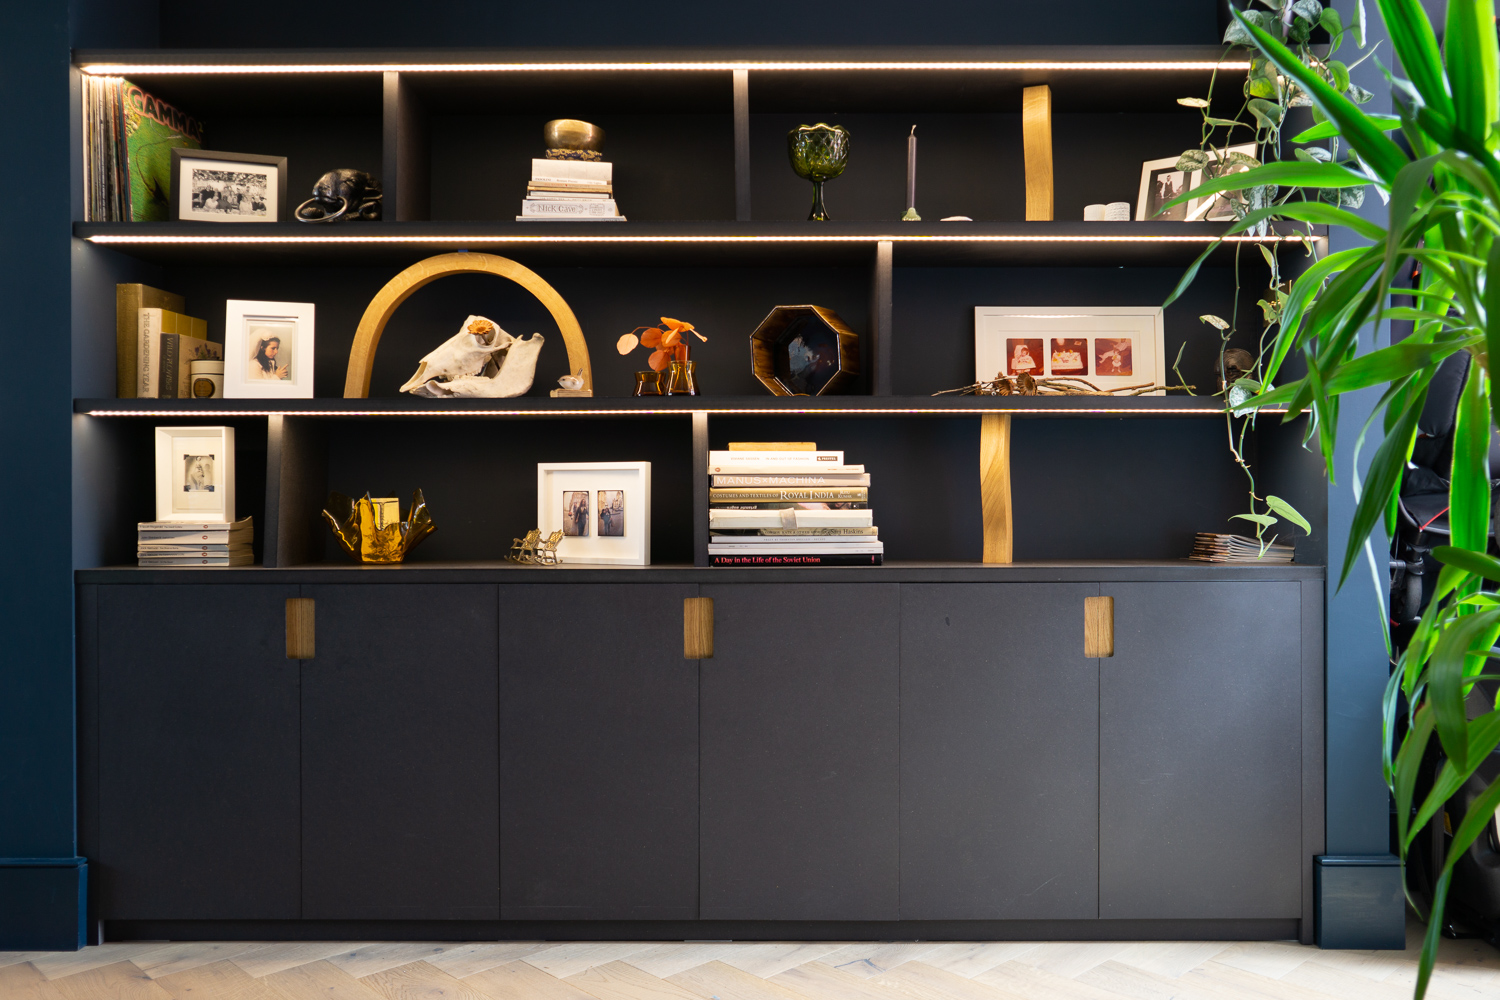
[518,159,624,221]
[138,517,253,567]
[1189,532,1294,564]
[707,443,882,566]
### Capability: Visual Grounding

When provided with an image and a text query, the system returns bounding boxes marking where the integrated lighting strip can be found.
[80,60,1251,75]
[85,233,1314,246]
[86,406,1285,418]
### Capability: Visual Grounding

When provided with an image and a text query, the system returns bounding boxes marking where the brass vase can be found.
[787,123,850,222]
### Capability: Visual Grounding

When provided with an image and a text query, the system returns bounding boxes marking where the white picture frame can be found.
[154,426,235,522]
[1186,142,1259,222]
[223,299,315,398]
[537,462,651,565]
[974,306,1166,395]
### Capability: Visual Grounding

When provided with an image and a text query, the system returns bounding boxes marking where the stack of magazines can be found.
[138,517,253,567]
[707,443,882,566]
[1189,532,1294,564]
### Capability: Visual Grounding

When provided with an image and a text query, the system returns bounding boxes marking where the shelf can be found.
[74,46,1248,114]
[76,394,1267,418]
[76,559,1325,585]
[75,221,1323,267]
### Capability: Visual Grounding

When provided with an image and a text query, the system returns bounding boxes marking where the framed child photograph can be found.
[223,299,315,398]
[537,462,650,565]
[974,306,1166,394]
[154,425,235,522]
[169,148,288,223]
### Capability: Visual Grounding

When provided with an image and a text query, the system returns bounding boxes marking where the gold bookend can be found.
[323,489,436,564]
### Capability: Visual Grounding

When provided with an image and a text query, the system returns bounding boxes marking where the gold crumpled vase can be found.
[322,490,435,564]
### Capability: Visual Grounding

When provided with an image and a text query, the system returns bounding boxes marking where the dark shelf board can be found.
[74,46,1247,114]
[75,221,1323,268]
[76,394,1253,418]
[77,559,1324,586]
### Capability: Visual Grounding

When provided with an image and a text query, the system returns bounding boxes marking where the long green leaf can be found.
[1487,232,1500,426]
[1238,9,1411,182]
[1261,200,1388,240]
[1323,337,1478,394]
[1433,545,1500,583]
[1159,160,1371,213]
[1291,115,1403,142]
[1426,608,1500,769]
[1425,777,1500,998]
[1451,359,1491,551]
[1374,0,1456,121]
[1384,154,1444,296]
[1393,704,1435,850]
[1264,495,1312,534]
[1418,869,1451,999]
[1340,388,1425,586]
[1263,247,1372,384]
[1445,0,1500,148]
[1409,710,1500,847]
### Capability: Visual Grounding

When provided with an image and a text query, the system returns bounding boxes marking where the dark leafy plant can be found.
[1166,2,1498,994]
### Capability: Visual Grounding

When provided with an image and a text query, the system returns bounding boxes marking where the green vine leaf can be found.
[1177,97,1210,108]
[1231,513,1280,527]
[1176,149,1211,172]
[1200,314,1230,330]
[1295,147,1334,163]
[1249,98,1287,129]
[1265,495,1312,535]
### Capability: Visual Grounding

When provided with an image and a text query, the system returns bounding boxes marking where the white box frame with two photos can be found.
[154,425,235,523]
[536,462,651,565]
[224,299,315,399]
[974,306,1166,394]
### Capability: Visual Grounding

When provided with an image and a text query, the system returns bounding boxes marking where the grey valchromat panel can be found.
[899,583,1101,919]
[499,583,700,920]
[699,583,901,920]
[1100,581,1302,919]
[97,584,301,919]
[300,583,499,920]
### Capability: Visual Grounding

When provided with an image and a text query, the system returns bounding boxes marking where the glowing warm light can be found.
[85,233,1312,246]
[79,60,1252,76]
[86,405,1284,418]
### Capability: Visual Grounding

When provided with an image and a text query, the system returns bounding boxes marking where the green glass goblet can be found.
[787,123,850,222]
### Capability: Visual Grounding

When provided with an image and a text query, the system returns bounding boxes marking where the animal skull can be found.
[400,315,545,398]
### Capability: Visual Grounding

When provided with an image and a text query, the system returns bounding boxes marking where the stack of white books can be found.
[706,444,882,566]
[518,159,624,221]
[138,516,253,566]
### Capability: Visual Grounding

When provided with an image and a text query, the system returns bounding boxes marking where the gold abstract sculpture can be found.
[323,490,436,564]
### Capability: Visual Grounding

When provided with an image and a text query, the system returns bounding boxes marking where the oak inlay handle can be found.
[286,598,315,660]
[1084,595,1114,658]
[684,597,714,659]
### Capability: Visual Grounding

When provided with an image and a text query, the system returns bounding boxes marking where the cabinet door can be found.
[499,584,699,920]
[300,583,499,920]
[899,583,1100,919]
[1100,581,1302,919]
[699,583,901,920]
[97,584,300,919]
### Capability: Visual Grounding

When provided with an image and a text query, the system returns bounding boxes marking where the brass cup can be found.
[543,119,606,151]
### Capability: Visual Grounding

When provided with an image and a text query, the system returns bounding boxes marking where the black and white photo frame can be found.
[170,148,288,223]
[155,425,235,522]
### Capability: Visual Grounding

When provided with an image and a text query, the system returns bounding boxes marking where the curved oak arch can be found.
[343,252,592,398]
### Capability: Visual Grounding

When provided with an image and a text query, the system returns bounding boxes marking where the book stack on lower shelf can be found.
[519,159,624,221]
[1189,532,1294,564]
[707,443,883,566]
[138,517,253,567]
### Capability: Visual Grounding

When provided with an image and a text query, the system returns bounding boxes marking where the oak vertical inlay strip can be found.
[1084,595,1114,658]
[684,597,714,659]
[1022,84,1054,221]
[733,69,751,221]
[980,413,1012,563]
[286,598,315,659]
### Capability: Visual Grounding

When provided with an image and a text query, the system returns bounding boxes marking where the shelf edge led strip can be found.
[80,60,1252,75]
[85,406,1288,418]
[86,233,1315,246]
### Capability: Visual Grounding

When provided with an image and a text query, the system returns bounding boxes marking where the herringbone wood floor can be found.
[3,920,1497,1000]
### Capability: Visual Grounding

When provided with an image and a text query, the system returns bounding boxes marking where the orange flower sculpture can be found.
[616,317,708,372]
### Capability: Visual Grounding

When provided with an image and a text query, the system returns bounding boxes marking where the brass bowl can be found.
[544,119,605,151]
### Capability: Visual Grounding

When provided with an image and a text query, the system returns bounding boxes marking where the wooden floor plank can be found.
[462,960,599,1000]
[0,953,49,970]
[428,943,549,980]
[1207,943,1314,982]
[1020,943,1134,979]
[1297,948,1413,984]
[1180,961,1344,1000]
[974,960,1140,1000]
[0,962,67,1000]
[1075,960,1227,1000]
[360,960,494,1000]
[132,942,264,980]
[48,960,175,1000]
[868,961,1032,1000]
[327,944,461,979]
[720,945,850,979]
[625,944,743,979]
[565,960,703,1000]
[233,943,368,979]
[1109,942,1234,979]
[154,960,282,1000]
[1279,960,1415,1000]
[666,960,816,1000]
[261,960,388,1000]
[913,943,1040,979]
[822,944,943,979]
[525,944,658,979]
[31,944,162,980]
[770,961,911,1000]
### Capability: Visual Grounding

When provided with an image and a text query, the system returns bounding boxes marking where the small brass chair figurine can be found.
[536,530,564,565]
[508,529,542,562]
[323,490,434,564]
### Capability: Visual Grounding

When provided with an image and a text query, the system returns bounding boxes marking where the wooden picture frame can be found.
[154,425,235,523]
[170,148,288,223]
[749,304,860,396]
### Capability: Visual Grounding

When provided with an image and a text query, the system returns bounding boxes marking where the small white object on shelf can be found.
[1083,204,1106,221]
[1105,201,1131,220]
[940,216,973,221]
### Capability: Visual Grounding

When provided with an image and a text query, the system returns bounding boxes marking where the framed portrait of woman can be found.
[154,426,235,522]
[223,299,315,398]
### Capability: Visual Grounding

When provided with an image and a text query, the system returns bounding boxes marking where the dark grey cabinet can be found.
[300,583,499,920]
[96,584,300,919]
[899,583,1101,919]
[498,583,699,920]
[699,583,902,920]
[1100,581,1303,919]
